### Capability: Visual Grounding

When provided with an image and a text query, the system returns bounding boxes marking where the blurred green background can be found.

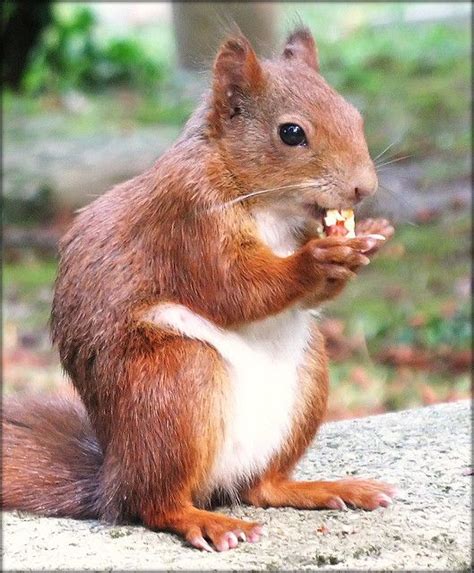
[2,2,471,420]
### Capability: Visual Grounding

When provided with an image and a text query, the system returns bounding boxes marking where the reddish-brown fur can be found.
[2,392,102,518]
[1,27,395,551]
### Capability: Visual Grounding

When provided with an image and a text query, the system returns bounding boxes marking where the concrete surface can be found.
[2,400,471,572]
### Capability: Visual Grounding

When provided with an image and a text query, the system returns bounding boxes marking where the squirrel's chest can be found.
[143,303,313,492]
[209,310,312,492]
[144,304,313,491]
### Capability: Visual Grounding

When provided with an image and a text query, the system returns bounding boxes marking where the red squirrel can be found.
[2,28,396,552]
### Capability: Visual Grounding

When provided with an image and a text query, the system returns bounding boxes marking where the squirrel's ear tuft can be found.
[210,35,264,130]
[282,27,319,71]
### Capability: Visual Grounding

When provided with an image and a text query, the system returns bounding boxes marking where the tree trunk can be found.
[172,2,280,71]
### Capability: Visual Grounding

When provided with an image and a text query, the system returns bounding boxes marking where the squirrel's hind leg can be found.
[241,324,395,512]
[95,332,262,551]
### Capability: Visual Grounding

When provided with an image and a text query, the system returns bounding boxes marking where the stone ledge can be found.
[2,400,471,571]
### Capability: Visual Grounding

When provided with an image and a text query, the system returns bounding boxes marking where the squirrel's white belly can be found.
[142,303,313,494]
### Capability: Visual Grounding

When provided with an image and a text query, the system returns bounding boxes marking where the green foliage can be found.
[23,5,164,94]
[97,38,160,88]
[2,1,17,28]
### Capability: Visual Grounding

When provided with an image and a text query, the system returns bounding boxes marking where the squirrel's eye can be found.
[279,123,307,146]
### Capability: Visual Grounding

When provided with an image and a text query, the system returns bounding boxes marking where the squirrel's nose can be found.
[353,167,378,203]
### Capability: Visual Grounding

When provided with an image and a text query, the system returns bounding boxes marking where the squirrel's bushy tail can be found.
[1,392,103,519]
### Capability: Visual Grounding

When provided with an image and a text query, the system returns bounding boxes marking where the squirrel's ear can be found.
[282,27,319,71]
[210,35,264,126]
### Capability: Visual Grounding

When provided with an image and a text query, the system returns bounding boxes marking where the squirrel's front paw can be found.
[310,235,378,270]
[301,236,380,306]
[355,218,395,255]
[308,235,384,281]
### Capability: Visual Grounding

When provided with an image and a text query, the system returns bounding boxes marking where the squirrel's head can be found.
[207,27,378,216]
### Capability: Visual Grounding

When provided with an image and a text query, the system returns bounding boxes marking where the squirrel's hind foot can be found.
[150,507,264,552]
[243,477,396,512]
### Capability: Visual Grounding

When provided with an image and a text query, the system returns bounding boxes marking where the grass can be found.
[3,259,57,334]
[327,213,471,348]
[3,259,57,293]
[322,212,471,416]
[2,89,189,136]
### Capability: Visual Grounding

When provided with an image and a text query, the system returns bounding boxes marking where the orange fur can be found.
[243,478,396,511]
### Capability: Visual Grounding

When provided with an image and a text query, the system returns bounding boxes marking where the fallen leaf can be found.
[316,523,330,535]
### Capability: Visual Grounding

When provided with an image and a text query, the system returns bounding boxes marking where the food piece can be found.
[323,208,355,238]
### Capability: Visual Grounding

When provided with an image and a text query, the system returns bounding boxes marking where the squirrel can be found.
[2,27,396,552]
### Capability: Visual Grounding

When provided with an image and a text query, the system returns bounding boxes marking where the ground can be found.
[2,400,471,571]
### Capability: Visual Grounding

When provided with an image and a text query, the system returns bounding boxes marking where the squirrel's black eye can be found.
[279,123,307,146]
